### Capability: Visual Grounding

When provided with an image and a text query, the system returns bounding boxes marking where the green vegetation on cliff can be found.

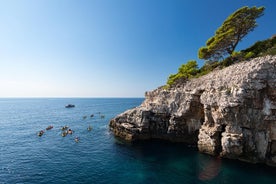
[241,35,276,58]
[166,35,276,87]
[166,6,276,88]
[167,60,198,86]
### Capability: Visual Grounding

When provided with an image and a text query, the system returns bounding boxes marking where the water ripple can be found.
[0,98,275,184]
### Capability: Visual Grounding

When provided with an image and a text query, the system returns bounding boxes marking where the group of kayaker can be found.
[83,112,105,120]
[37,124,92,143]
[37,110,104,142]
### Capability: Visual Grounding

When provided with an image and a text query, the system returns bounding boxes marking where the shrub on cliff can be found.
[240,35,276,58]
[166,60,198,86]
[196,61,221,77]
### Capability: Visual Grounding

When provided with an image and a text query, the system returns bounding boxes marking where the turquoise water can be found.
[0,98,275,184]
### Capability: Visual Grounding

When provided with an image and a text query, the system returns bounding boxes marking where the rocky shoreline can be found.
[110,56,276,166]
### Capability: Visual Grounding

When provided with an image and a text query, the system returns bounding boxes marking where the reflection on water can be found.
[198,156,222,181]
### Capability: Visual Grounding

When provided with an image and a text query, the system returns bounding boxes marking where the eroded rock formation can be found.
[109,56,276,166]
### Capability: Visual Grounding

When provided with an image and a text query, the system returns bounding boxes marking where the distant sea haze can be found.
[0,98,275,183]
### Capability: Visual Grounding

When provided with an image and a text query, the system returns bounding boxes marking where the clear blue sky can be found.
[0,0,275,97]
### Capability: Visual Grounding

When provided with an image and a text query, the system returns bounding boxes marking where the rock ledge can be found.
[110,56,276,166]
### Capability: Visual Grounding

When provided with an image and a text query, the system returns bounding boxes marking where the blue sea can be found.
[0,98,275,184]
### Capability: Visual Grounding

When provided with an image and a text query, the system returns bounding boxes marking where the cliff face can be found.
[110,56,276,166]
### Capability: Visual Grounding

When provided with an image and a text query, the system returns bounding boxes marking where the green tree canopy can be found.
[198,6,265,61]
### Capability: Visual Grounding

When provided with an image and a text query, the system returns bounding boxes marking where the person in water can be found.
[75,136,79,142]
[68,129,73,134]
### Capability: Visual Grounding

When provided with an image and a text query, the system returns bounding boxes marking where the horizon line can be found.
[0,96,145,99]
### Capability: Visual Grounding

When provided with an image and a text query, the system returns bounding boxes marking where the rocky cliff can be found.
[110,56,276,166]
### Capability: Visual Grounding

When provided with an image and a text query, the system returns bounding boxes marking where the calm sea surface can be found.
[0,98,275,184]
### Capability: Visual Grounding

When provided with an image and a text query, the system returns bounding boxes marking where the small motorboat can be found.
[90,114,94,118]
[75,137,79,143]
[37,130,44,137]
[65,104,75,108]
[46,125,53,130]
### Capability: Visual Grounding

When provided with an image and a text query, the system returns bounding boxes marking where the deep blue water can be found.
[0,98,275,184]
